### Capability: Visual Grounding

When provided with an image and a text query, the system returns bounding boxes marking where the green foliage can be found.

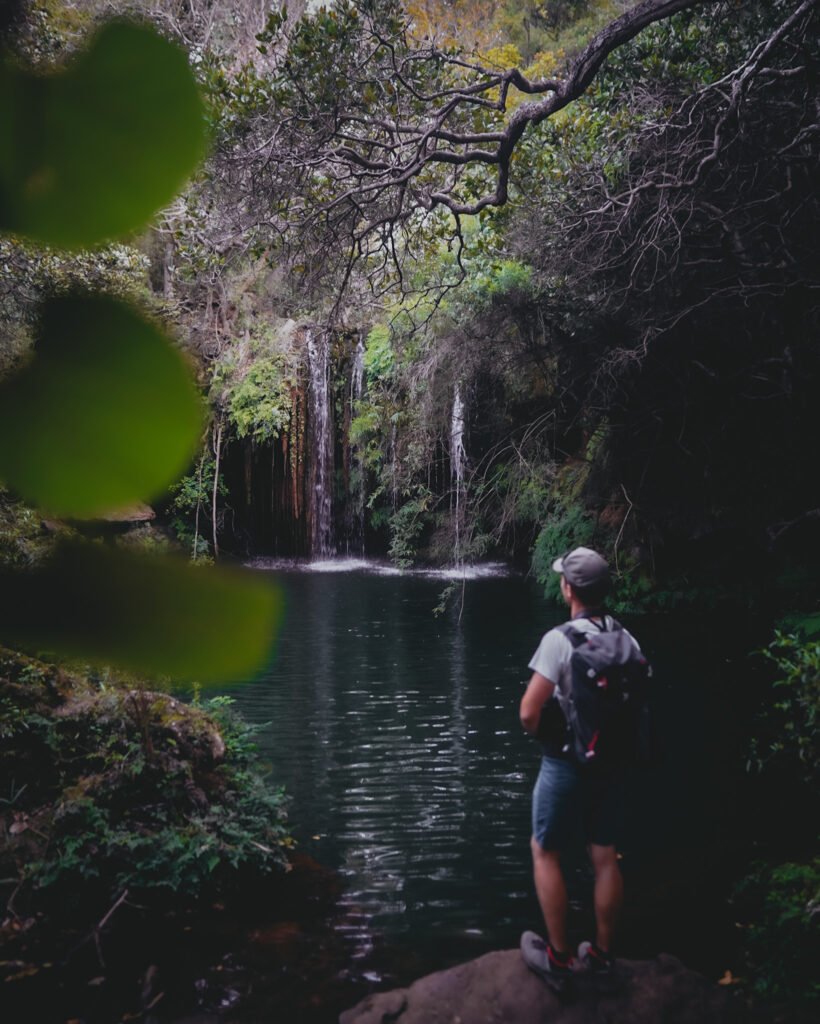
[0,293,204,517]
[537,1,622,55]
[498,0,593,61]
[460,257,535,310]
[779,611,820,638]
[115,522,177,559]
[535,1,593,34]
[350,401,387,474]
[505,2,765,215]
[0,541,283,683]
[348,323,404,529]
[169,453,227,559]
[217,349,294,443]
[207,321,302,459]
[0,235,151,367]
[0,20,207,248]
[363,323,396,384]
[0,17,282,682]
[30,764,290,896]
[532,499,596,601]
[226,359,291,441]
[531,497,721,614]
[600,1,771,95]
[481,453,554,528]
[749,631,820,788]
[172,461,220,518]
[730,628,820,1008]
[1,673,292,900]
[388,490,433,568]
[0,487,62,570]
[732,857,820,1006]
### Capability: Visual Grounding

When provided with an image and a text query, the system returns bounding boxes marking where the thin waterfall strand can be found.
[307,327,334,557]
[349,334,367,554]
[450,384,467,565]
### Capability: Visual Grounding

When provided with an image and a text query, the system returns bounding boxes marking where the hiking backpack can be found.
[555,618,652,770]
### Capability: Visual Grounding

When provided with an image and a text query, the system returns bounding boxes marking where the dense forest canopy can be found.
[204,0,708,279]
[0,0,818,614]
[0,2,818,1017]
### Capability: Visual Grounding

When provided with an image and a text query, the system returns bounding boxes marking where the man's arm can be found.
[520,672,555,735]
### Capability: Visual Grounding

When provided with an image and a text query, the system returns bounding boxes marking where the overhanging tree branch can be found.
[425,0,708,214]
[204,0,817,316]
[214,0,710,275]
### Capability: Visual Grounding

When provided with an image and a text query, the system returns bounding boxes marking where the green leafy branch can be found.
[0,19,282,682]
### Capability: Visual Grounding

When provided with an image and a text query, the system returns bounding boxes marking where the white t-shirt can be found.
[528,615,641,716]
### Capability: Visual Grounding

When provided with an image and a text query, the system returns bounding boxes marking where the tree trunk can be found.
[212,418,223,559]
[193,451,204,559]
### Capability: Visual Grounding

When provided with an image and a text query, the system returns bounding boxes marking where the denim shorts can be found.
[532,756,624,850]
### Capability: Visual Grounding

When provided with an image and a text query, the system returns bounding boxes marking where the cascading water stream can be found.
[307,327,334,557]
[450,383,467,565]
[349,334,367,554]
[351,334,366,407]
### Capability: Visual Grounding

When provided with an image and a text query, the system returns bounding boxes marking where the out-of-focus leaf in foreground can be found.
[0,292,203,517]
[0,542,284,682]
[0,20,206,248]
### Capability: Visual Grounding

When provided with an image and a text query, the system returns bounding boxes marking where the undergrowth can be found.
[730,629,820,1009]
[0,651,292,918]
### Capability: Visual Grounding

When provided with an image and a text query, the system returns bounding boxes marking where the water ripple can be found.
[225,569,558,968]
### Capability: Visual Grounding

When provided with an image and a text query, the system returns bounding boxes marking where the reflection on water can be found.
[224,565,547,969]
[222,564,756,980]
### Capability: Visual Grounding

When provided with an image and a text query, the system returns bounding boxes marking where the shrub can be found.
[730,629,820,1008]
[732,857,820,1006]
[0,660,292,911]
[749,631,820,788]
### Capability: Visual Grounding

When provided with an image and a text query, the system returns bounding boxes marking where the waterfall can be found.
[450,383,467,563]
[307,327,334,557]
[349,334,367,554]
[351,334,366,407]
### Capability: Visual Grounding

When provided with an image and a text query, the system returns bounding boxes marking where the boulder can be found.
[339,950,748,1024]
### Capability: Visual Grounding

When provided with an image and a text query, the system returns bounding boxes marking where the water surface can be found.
[224,562,758,983]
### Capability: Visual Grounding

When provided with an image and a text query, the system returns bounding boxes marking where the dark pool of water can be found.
[219,560,767,994]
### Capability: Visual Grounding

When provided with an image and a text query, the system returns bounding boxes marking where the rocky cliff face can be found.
[340,949,750,1024]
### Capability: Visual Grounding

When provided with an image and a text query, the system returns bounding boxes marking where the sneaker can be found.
[576,940,618,992]
[520,931,574,994]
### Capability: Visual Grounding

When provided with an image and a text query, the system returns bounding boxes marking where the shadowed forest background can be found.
[0,1,818,1021]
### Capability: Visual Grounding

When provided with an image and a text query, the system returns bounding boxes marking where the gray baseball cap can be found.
[551,546,610,592]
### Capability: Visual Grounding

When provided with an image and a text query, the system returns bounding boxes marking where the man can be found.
[519,546,643,994]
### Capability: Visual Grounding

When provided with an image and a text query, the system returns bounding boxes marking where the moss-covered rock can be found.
[0,647,291,916]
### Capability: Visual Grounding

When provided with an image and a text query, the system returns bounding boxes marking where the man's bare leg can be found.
[530,835,569,953]
[588,843,623,953]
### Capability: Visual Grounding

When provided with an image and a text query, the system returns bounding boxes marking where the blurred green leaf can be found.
[0,20,206,247]
[0,542,284,681]
[0,292,203,516]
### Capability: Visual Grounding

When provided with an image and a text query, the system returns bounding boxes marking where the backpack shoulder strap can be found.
[556,620,588,649]
[566,612,615,634]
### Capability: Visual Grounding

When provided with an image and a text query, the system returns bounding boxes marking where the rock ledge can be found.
[340,949,748,1024]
